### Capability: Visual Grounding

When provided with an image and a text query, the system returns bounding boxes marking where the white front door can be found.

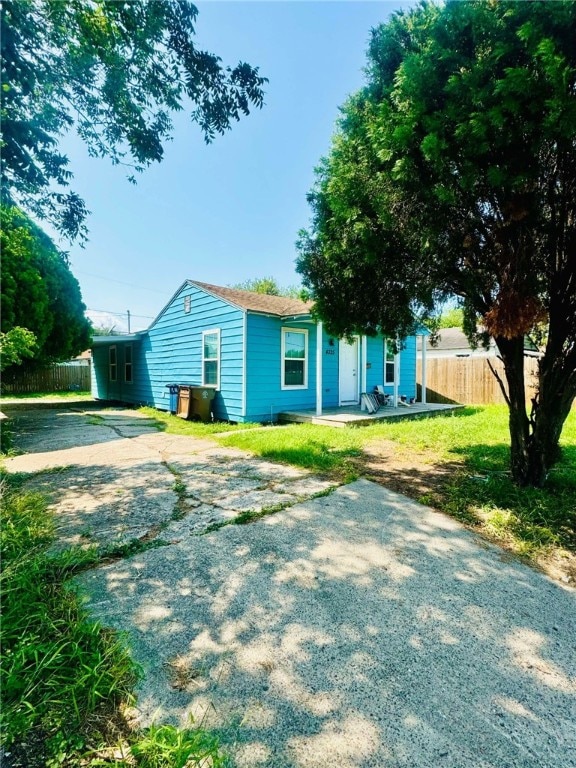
[339,338,359,404]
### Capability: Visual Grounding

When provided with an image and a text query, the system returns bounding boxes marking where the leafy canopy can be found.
[298,0,575,346]
[1,206,92,370]
[232,277,304,299]
[0,327,37,372]
[1,0,267,239]
[297,0,576,486]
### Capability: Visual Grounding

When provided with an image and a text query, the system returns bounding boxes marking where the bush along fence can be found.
[417,356,540,405]
[1,363,91,394]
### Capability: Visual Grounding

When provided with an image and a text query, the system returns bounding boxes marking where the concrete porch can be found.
[278,402,463,428]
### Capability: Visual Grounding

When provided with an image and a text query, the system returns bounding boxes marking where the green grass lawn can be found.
[0,475,226,767]
[138,405,260,437]
[0,390,92,400]
[217,406,576,562]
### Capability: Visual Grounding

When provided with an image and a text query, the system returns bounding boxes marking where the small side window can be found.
[281,328,308,389]
[184,295,191,314]
[125,345,133,383]
[384,340,395,385]
[109,346,117,382]
[202,330,220,388]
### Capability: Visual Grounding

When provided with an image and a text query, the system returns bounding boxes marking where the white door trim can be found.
[338,337,360,405]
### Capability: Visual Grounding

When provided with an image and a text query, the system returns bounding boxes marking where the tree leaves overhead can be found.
[297,0,576,486]
[1,0,267,239]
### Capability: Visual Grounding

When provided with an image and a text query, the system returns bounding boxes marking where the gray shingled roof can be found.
[417,327,539,352]
[426,327,491,351]
[191,281,313,317]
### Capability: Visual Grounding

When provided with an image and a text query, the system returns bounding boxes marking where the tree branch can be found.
[487,357,511,407]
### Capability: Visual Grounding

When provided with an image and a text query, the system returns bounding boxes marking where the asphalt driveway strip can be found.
[3,405,576,768]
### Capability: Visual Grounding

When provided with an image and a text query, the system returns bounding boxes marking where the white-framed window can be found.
[202,329,220,388]
[384,339,395,384]
[281,327,308,389]
[124,344,133,383]
[109,346,117,382]
[184,295,191,313]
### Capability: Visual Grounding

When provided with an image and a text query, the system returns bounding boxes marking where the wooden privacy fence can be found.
[417,356,540,405]
[1,364,91,394]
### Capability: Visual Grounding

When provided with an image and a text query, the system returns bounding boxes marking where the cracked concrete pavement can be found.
[3,404,576,768]
[4,406,335,550]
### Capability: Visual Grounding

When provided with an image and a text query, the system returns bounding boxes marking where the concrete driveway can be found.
[3,405,575,768]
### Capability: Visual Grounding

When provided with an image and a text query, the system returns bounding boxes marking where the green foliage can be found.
[220,424,362,481]
[232,276,304,299]
[138,406,259,436]
[297,0,576,485]
[1,419,13,454]
[0,390,92,400]
[1,206,92,370]
[0,480,138,762]
[437,308,464,330]
[219,407,576,557]
[91,324,123,336]
[0,476,227,766]
[1,0,266,239]
[0,326,36,371]
[130,722,225,768]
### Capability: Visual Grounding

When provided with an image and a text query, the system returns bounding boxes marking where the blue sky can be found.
[60,1,412,332]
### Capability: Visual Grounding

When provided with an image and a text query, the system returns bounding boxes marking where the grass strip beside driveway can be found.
[216,406,576,580]
[0,474,226,767]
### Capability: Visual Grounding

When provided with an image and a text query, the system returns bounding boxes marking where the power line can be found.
[76,270,167,294]
[86,308,155,320]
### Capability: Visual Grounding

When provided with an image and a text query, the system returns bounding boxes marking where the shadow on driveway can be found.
[78,481,576,768]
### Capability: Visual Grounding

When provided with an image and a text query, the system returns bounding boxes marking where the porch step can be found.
[277,404,463,428]
[278,412,349,427]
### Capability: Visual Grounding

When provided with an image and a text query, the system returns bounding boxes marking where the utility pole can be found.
[127,310,131,334]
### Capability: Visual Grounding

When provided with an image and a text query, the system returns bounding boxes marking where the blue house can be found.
[91,280,430,422]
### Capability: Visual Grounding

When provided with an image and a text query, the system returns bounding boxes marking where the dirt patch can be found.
[355,438,576,588]
[354,438,461,502]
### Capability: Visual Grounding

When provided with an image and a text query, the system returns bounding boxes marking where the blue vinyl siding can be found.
[91,278,423,421]
[365,336,385,395]
[365,336,417,399]
[245,314,319,422]
[92,283,244,420]
[91,341,148,403]
[321,328,339,408]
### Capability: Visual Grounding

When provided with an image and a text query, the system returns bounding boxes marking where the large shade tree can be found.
[1,0,266,239]
[1,206,92,371]
[297,1,576,487]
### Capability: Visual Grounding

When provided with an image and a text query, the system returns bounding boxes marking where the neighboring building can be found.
[57,350,92,367]
[91,280,429,422]
[418,327,541,359]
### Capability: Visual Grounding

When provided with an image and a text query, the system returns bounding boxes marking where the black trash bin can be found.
[165,383,179,414]
[190,387,216,422]
[176,385,193,419]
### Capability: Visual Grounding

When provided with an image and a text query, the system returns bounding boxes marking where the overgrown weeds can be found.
[218,406,576,567]
[0,476,226,766]
[138,406,259,437]
[219,423,362,482]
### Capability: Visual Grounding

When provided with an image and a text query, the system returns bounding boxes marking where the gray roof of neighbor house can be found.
[417,327,540,353]
[424,327,494,351]
[191,281,313,317]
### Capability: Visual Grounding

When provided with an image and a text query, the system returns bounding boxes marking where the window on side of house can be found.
[109,346,117,382]
[202,329,220,388]
[125,344,133,383]
[384,340,395,384]
[282,328,308,389]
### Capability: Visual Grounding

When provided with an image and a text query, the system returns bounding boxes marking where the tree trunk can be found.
[495,336,531,485]
[496,336,576,488]
[526,346,576,487]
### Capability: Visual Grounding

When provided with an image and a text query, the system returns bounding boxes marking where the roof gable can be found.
[190,281,312,317]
